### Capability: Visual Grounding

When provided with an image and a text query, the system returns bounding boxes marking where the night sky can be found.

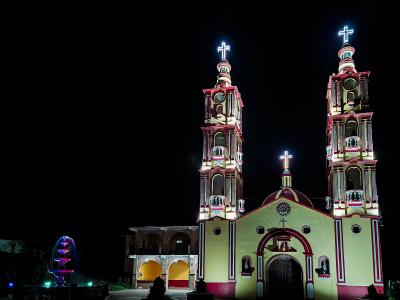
[4,2,394,280]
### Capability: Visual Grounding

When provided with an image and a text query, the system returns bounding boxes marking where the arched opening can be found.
[168,232,191,255]
[168,260,189,288]
[241,256,254,275]
[214,132,225,147]
[256,228,313,299]
[140,233,161,254]
[345,119,358,138]
[211,174,224,196]
[266,255,303,300]
[316,256,330,275]
[346,167,362,190]
[137,260,162,283]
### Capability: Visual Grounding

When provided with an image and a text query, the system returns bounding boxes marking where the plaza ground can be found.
[110,288,191,300]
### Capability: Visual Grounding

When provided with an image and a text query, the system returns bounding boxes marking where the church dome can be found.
[262,187,314,208]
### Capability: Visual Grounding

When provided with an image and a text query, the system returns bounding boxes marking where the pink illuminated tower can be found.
[198,42,245,221]
[326,26,380,217]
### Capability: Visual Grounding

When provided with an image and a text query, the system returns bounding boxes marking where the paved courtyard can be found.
[110,288,191,300]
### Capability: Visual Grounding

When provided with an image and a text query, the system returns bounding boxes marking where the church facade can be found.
[198,29,383,300]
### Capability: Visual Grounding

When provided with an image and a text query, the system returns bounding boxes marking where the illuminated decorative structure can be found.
[199,42,244,220]
[326,26,379,216]
[197,31,384,300]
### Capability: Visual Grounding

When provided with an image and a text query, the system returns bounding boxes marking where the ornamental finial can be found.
[217,42,230,61]
[338,26,354,44]
[280,150,293,170]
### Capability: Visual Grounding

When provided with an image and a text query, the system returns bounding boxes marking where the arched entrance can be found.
[168,260,189,288]
[256,228,314,299]
[266,255,303,300]
[137,260,162,283]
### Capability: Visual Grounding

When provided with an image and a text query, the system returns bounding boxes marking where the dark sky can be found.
[4,1,394,279]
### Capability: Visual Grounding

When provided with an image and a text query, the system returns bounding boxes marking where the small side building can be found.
[123,226,198,289]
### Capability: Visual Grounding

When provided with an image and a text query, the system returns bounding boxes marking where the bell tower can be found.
[326,26,379,216]
[198,42,244,220]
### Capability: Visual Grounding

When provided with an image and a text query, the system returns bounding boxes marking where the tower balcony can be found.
[326,145,332,160]
[346,189,364,207]
[212,146,226,160]
[236,151,243,165]
[344,136,361,152]
[209,195,225,210]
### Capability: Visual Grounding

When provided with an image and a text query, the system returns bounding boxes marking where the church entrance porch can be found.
[265,255,303,300]
[168,260,190,288]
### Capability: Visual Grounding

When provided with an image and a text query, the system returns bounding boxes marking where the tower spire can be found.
[337,26,357,74]
[280,150,293,187]
[216,41,232,87]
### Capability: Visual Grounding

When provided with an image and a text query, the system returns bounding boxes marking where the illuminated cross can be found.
[338,26,354,44]
[217,42,230,60]
[280,150,293,170]
[280,217,287,228]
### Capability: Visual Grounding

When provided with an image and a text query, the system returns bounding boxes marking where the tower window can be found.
[346,167,362,190]
[212,174,224,195]
[345,120,358,137]
[214,132,225,147]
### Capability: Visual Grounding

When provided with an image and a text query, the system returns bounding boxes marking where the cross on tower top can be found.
[280,151,293,170]
[217,42,230,61]
[338,26,354,44]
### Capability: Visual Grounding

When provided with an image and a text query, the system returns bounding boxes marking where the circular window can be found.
[302,225,311,234]
[213,92,225,103]
[343,78,358,90]
[213,227,221,235]
[256,226,265,234]
[351,224,361,234]
[276,202,291,216]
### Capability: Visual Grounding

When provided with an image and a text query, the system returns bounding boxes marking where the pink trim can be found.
[347,202,363,207]
[329,111,373,120]
[256,228,312,255]
[330,160,377,167]
[239,196,333,221]
[205,282,235,298]
[331,71,370,80]
[337,285,370,300]
[318,274,331,278]
[168,280,188,288]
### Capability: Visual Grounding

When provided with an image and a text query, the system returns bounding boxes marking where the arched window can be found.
[345,120,358,138]
[317,256,330,275]
[214,132,225,147]
[346,167,362,190]
[241,256,254,274]
[212,174,224,195]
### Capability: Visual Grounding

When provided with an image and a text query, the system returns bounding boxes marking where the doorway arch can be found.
[266,255,303,300]
[256,228,314,299]
[168,260,189,288]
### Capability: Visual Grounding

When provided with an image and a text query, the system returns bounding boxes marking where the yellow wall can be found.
[138,260,162,281]
[169,260,189,280]
[234,199,338,300]
[342,215,374,286]
[204,218,229,282]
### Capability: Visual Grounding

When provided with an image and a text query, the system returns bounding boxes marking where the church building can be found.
[198,28,383,300]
